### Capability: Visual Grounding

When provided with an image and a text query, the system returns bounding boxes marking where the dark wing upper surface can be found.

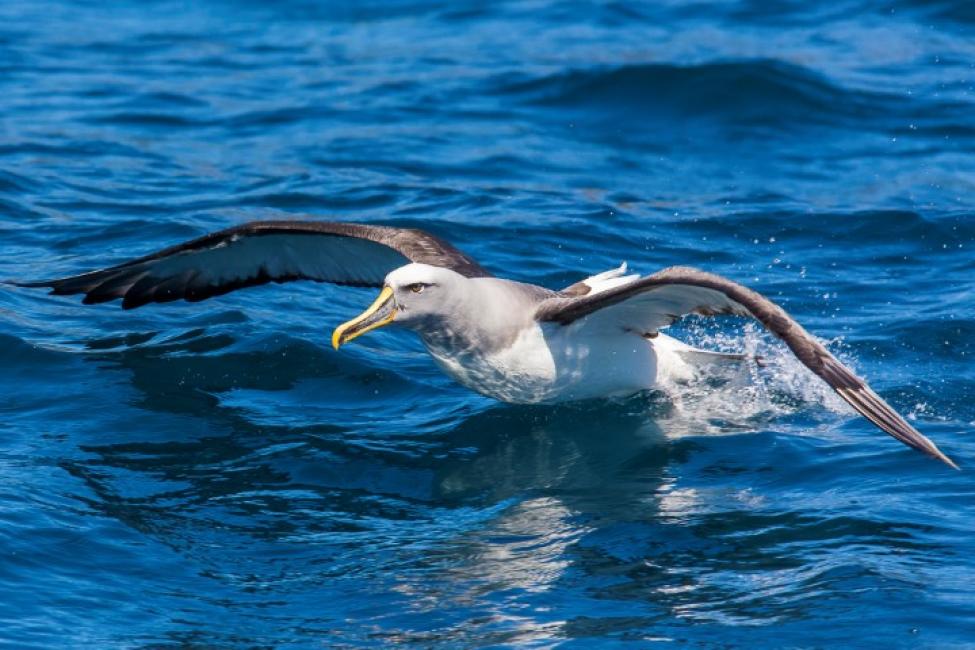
[537,266,958,468]
[19,220,490,309]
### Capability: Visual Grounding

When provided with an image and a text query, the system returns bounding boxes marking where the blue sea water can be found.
[2,0,975,647]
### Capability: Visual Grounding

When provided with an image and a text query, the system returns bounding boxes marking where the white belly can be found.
[424,324,693,404]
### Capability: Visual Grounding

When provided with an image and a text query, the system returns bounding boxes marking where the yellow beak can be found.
[332,286,397,350]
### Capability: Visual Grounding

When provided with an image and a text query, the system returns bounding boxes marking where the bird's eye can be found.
[409,283,426,294]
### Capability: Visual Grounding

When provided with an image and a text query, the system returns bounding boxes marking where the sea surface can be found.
[2,1,974,647]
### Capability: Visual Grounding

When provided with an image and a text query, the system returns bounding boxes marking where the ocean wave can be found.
[496,59,902,127]
[892,0,975,24]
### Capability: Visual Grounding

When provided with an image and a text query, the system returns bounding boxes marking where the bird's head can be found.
[331,263,466,349]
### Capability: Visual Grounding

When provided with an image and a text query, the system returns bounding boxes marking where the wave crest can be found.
[497,59,898,126]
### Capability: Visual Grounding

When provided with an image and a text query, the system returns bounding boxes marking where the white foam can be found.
[653,320,852,437]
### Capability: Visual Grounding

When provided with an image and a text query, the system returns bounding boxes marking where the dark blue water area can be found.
[2,0,975,647]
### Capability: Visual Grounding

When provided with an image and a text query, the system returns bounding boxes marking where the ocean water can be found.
[2,0,974,647]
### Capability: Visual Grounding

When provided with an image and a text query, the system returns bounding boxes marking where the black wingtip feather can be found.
[7,279,51,289]
[837,386,960,470]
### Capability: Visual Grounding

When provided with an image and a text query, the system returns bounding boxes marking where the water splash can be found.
[655,321,852,438]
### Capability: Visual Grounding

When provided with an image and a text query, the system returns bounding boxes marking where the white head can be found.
[384,263,468,326]
[331,263,467,348]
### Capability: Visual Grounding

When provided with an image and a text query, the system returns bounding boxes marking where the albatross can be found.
[18,219,957,468]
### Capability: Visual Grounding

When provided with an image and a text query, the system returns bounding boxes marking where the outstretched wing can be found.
[17,220,490,309]
[536,266,958,468]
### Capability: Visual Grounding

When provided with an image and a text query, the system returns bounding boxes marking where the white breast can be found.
[424,323,693,404]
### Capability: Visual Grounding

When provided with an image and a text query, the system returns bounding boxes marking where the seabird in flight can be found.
[17,220,957,468]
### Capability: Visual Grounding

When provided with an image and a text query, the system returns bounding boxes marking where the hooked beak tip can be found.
[331,286,396,351]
